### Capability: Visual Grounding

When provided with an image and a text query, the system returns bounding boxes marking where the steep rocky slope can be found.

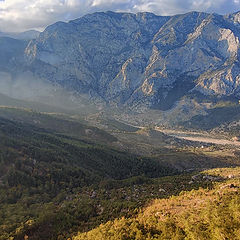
[1,11,240,127]
[23,11,240,110]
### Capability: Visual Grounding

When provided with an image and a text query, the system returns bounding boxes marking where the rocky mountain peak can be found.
[4,10,240,113]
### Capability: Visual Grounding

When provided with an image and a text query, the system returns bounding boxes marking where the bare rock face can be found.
[22,11,240,110]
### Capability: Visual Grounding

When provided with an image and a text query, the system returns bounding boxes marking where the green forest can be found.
[0,107,240,240]
[0,109,177,239]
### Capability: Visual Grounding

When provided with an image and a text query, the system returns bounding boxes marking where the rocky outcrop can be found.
[7,11,240,111]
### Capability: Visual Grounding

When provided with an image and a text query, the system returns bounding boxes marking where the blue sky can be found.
[0,0,239,32]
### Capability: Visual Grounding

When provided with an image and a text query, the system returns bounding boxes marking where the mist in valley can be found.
[0,70,99,115]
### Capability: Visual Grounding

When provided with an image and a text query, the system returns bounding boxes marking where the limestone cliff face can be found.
[24,11,240,110]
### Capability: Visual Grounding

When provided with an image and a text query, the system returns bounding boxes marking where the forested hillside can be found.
[1,107,240,239]
[0,111,176,240]
[74,168,240,240]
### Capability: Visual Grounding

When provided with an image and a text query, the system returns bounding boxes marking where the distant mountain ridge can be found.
[1,11,240,122]
[0,30,40,40]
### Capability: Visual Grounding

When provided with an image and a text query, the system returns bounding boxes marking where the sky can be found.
[0,0,239,32]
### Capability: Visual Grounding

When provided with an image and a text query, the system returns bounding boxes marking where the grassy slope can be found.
[0,106,116,144]
[74,167,240,240]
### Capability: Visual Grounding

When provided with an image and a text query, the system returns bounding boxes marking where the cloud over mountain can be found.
[0,0,239,32]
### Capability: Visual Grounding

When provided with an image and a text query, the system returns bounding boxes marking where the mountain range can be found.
[1,10,240,125]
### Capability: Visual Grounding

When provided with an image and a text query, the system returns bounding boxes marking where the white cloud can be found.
[0,0,239,32]
[0,0,93,32]
[132,0,240,15]
[92,0,127,7]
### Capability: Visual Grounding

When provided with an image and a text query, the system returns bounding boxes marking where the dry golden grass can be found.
[74,167,240,240]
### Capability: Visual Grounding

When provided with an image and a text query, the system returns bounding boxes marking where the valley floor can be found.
[156,128,240,147]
